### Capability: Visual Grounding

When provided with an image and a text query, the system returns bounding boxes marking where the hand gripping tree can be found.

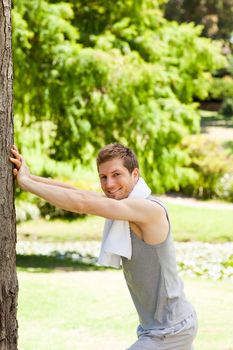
[0,0,18,349]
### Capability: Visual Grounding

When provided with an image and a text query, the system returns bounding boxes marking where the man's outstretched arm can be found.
[9,146,165,225]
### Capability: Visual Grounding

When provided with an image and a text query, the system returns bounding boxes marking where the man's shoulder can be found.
[147,195,167,207]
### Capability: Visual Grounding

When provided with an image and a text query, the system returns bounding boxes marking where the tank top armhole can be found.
[130,196,171,248]
[147,195,171,246]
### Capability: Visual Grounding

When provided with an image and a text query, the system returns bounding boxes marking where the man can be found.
[10,143,198,350]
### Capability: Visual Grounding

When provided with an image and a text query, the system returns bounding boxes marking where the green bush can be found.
[219,97,233,117]
[208,77,233,100]
[179,135,233,199]
[208,76,233,119]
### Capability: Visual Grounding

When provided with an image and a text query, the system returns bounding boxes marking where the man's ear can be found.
[132,168,139,180]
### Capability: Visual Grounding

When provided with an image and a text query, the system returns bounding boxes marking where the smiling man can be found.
[10,143,198,350]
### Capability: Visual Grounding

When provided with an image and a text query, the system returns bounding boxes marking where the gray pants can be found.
[127,313,198,350]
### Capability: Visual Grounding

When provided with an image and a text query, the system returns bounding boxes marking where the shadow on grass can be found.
[17,254,110,273]
[200,114,233,128]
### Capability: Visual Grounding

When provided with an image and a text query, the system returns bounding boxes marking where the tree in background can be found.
[0,0,18,348]
[164,0,233,40]
[12,0,226,192]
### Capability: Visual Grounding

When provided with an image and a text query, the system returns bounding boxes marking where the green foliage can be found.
[179,135,233,198]
[207,53,233,118]
[208,76,233,99]
[13,0,227,193]
[226,54,233,76]
[13,0,80,122]
[208,76,233,118]
[154,23,225,103]
[69,0,166,42]
[220,97,233,117]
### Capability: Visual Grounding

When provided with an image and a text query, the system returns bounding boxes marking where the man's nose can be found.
[105,177,115,189]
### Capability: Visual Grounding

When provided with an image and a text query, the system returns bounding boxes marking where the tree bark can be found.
[0,0,18,349]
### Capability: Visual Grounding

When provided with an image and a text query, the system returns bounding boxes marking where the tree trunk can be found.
[0,0,18,349]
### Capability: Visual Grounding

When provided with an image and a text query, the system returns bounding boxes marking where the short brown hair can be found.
[96,143,139,173]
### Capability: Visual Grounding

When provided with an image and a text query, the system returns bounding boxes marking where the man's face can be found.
[98,158,139,200]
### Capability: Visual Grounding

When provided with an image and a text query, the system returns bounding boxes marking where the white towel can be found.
[98,177,151,268]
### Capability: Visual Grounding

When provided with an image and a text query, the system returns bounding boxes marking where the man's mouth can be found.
[108,189,121,196]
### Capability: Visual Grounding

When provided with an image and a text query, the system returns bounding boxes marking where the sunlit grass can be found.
[167,202,233,242]
[17,270,233,350]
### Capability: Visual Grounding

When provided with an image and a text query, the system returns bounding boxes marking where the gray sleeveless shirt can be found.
[121,196,194,330]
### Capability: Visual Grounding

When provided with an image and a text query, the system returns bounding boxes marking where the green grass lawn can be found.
[17,270,233,350]
[167,202,233,242]
[17,201,233,243]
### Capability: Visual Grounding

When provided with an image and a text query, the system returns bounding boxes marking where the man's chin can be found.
[108,194,120,200]
[106,192,127,200]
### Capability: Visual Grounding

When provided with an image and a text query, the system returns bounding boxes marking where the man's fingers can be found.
[10,157,21,168]
[11,148,22,160]
[12,145,18,152]
[13,168,18,176]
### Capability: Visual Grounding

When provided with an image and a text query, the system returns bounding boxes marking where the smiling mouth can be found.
[107,189,121,196]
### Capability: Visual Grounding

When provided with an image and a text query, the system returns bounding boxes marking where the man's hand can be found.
[10,145,30,188]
